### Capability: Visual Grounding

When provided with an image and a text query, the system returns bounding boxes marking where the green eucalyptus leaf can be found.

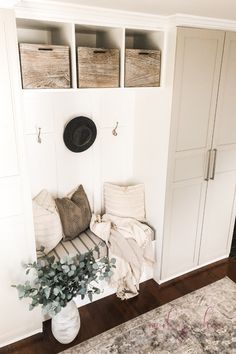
[38,270,44,277]
[53,288,60,296]
[62,265,70,273]
[31,289,38,296]
[44,287,51,299]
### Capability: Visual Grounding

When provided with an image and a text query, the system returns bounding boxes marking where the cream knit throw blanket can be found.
[90,214,155,300]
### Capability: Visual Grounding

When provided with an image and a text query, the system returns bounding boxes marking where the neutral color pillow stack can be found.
[33,190,63,255]
[33,185,92,255]
[33,182,146,256]
[104,183,146,221]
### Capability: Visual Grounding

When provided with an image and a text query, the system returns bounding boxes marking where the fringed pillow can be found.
[104,183,146,221]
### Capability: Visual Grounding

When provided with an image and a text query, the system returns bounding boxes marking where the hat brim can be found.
[63,116,97,153]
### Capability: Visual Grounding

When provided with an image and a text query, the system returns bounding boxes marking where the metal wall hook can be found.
[37,127,42,144]
[112,122,119,136]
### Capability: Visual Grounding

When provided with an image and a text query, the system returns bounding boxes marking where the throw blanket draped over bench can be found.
[90,214,155,300]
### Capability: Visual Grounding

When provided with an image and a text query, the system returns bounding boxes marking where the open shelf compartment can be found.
[124,29,163,87]
[75,24,124,88]
[16,19,76,89]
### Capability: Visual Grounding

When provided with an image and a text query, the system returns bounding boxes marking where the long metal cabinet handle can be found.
[204,149,211,181]
[210,149,217,180]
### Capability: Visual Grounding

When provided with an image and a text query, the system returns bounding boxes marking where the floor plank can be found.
[1,257,236,354]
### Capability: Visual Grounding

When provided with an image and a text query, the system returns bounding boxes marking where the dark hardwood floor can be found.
[1,257,236,354]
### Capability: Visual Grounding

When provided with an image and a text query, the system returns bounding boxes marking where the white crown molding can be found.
[14,0,168,30]
[14,1,236,31]
[0,0,20,8]
[169,13,236,31]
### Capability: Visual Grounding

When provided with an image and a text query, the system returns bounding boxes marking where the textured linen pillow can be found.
[55,185,92,241]
[33,190,63,254]
[104,183,146,221]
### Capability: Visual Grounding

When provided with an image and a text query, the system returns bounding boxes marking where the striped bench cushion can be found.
[47,229,107,261]
[46,226,155,261]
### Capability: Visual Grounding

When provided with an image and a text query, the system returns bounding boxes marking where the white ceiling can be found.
[42,0,236,21]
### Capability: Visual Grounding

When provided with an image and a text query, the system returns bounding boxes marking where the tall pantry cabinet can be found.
[161,27,236,280]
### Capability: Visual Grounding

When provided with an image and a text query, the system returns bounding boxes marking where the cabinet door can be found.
[161,28,225,280]
[199,32,236,264]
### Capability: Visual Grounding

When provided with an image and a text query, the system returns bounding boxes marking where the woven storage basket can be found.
[77,47,120,88]
[125,49,161,87]
[19,43,71,89]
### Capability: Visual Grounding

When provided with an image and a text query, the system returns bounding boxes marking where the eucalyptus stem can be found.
[12,243,116,317]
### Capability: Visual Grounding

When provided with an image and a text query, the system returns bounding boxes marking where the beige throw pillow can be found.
[104,183,146,221]
[33,190,63,254]
[55,185,92,241]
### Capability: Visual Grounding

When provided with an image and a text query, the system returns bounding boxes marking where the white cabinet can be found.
[199,31,236,264]
[161,28,236,281]
[162,28,224,279]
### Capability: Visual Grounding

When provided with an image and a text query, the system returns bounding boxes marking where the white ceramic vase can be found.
[51,300,80,344]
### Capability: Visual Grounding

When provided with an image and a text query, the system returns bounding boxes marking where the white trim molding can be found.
[170,13,236,31]
[0,0,20,8]
[14,1,236,32]
[14,0,167,30]
[0,328,42,348]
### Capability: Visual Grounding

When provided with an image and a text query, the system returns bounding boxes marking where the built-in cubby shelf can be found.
[75,25,123,49]
[16,18,164,90]
[16,19,73,46]
[125,29,163,50]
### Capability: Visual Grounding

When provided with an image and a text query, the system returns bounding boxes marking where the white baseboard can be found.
[157,254,228,284]
[0,328,42,348]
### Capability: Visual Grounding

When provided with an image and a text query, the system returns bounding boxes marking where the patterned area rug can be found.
[60,277,236,354]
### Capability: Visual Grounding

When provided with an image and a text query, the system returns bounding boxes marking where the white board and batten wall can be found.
[22,89,135,213]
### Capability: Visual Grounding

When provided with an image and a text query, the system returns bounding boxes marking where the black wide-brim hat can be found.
[63,116,97,153]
